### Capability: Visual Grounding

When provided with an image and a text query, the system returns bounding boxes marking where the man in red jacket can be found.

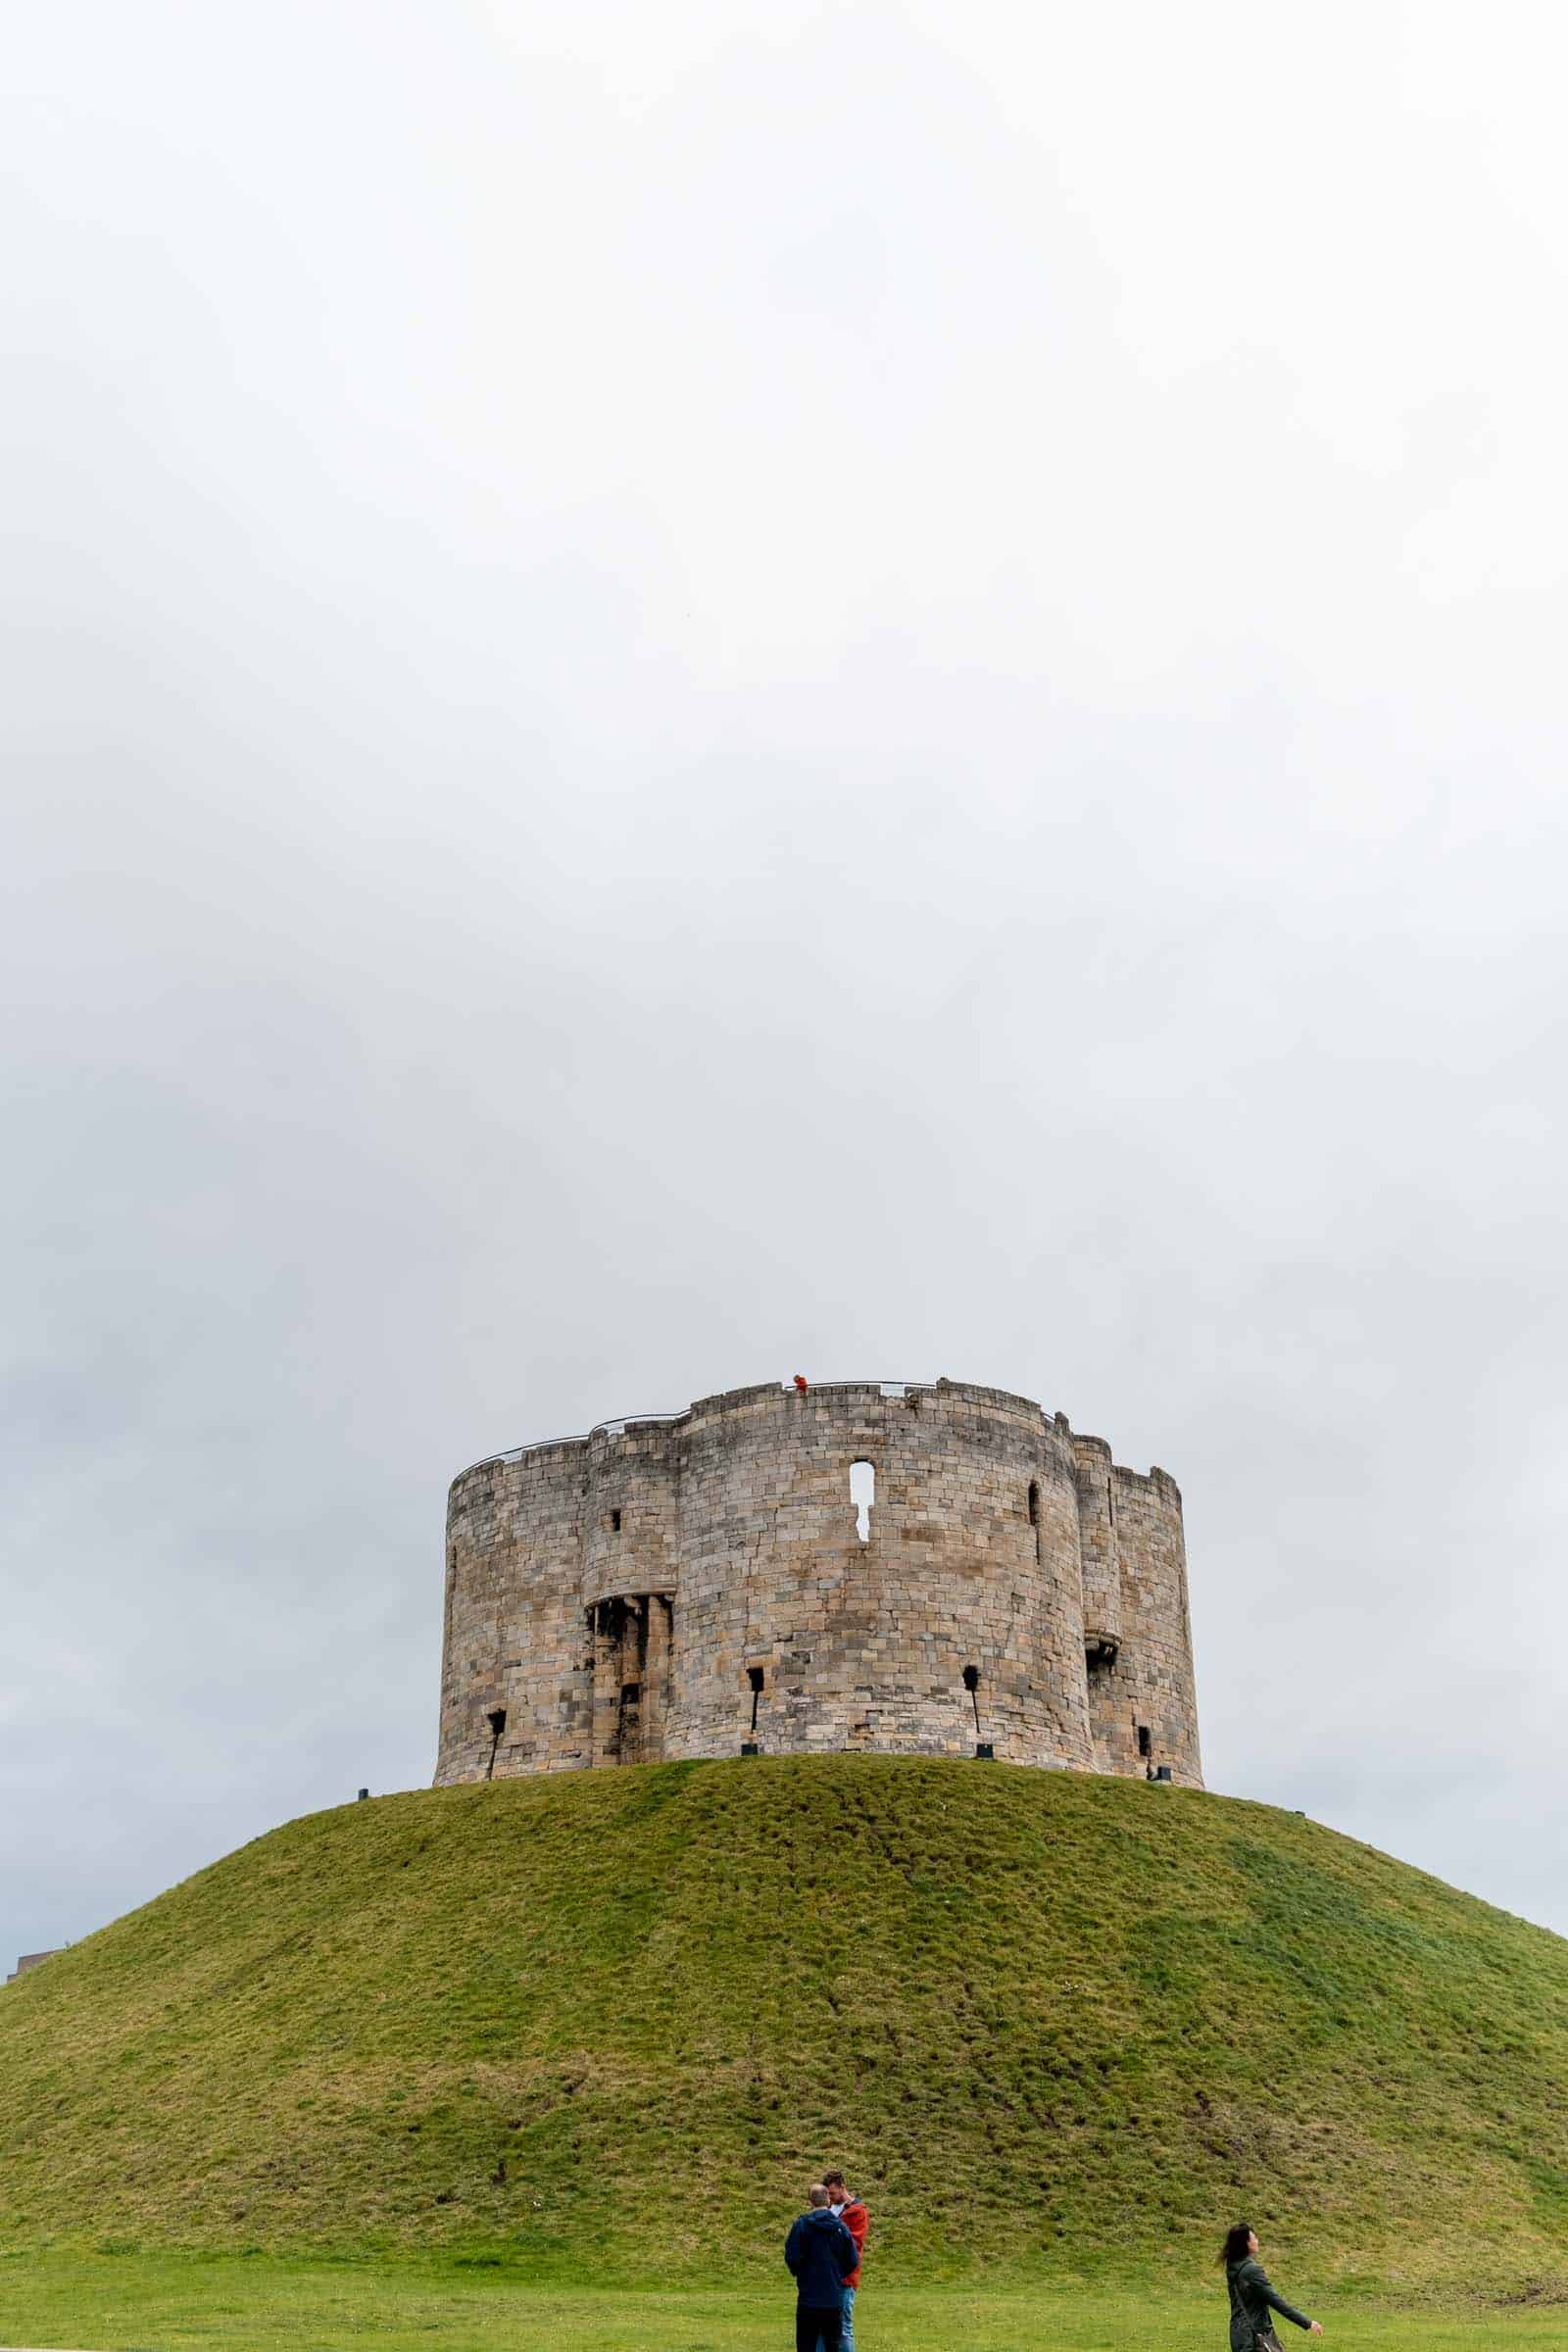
[821,2171,867,2352]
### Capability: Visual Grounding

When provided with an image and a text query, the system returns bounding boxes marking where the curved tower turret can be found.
[435,1378,1202,1788]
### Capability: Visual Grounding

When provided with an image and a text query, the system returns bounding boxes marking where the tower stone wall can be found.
[435,1378,1202,1788]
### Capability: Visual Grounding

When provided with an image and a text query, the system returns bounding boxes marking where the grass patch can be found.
[1,1758,1566,2293]
[0,2256,1564,2352]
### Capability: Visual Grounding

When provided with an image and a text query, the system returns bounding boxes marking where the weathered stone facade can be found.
[4,1950,60,1985]
[434,1379,1202,1788]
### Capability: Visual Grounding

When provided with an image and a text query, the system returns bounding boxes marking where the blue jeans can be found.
[815,2285,855,2352]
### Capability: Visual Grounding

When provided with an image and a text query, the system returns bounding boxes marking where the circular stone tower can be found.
[434,1378,1201,1788]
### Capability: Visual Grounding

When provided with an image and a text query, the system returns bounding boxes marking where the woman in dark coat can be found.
[1220,2224,1323,2351]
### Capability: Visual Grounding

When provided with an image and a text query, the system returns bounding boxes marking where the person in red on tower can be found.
[820,2172,867,2351]
[794,1373,808,1393]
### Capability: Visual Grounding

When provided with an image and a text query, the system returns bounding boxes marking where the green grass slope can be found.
[2,1758,1566,2292]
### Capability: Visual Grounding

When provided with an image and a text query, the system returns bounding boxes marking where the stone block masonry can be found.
[5,1951,61,1984]
[434,1379,1202,1788]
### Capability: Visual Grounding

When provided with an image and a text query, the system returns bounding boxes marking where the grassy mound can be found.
[2,1757,1566,2291]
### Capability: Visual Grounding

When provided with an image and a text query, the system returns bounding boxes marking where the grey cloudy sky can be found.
[5,2,1568,1962]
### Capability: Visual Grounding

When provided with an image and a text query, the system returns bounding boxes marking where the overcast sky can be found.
[5,2,1568,1964]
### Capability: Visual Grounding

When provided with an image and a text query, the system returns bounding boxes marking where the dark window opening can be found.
[1137,1724,1152,1758]
[611,1508,621,1532]
[962,1663,981,1734]
[747,1663,764,1733]
[484,1707,507,1782]
[1028,1479,1041,1564]
[620,1682,640,1704]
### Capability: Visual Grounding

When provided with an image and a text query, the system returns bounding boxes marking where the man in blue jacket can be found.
[784,2182,858,2352]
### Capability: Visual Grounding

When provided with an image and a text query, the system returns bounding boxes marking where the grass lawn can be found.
[9,1761,1568,2292]
[0,2258,1556,2352]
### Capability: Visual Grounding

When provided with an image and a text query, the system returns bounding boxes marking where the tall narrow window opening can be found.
[611,1508,622,1533]
[1137,1723,1152,1758]
[850,1459,875,1544]
[485,1707,507,1781]
[747,1663,764,1733]
[962,1663,981,1733]
[1027,1480,1041,1564]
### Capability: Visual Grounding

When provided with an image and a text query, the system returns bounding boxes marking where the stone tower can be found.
[434,1378,1201,1787]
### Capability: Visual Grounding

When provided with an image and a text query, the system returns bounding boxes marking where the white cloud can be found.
[4,0,1568,1955]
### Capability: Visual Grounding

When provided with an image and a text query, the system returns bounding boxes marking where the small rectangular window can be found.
[850,1460,875,1543]
[611,1508,622,1533]
[1137,1724,1152,1758]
